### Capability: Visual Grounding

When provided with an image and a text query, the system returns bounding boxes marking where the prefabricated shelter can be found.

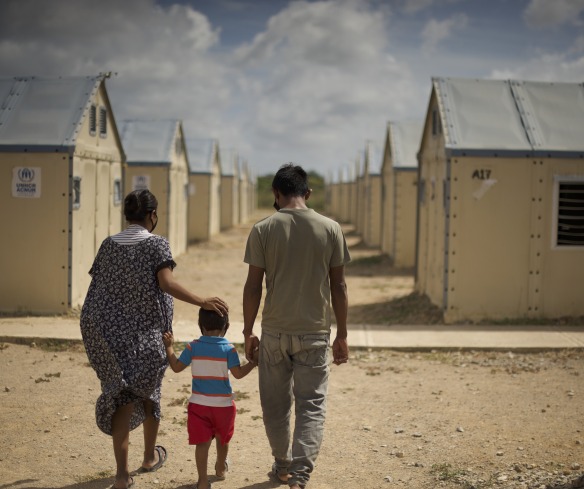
[381,121,423,267]
[326,170,341,220]
[338,166,352,223]
[361,140,383,248]
[186,138,222,242]
[220,148,240,230]
[349,156,361,227]
[120,119,189,256]
[0,75,124,314]
[238,159,251,224]
[417,77,584,323]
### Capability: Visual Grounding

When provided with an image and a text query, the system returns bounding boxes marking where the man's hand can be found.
[245,334,260,363]
[332,337,349,365]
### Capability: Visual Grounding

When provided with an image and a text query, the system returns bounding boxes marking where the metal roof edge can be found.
[446,148,584,159]
[126,160,171,166]
[64,76,103,147]
[433,77,459,147]
[0,144,75,154]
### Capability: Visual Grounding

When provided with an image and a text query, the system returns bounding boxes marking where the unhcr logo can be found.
[18,167,35,183]
[12,166,41,198]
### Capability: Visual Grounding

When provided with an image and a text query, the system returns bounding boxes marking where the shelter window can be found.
[555,179,584,247]
[113,179,122,206]
[72,177,81,209]
[99,107,107,138]
[89,105,97,135]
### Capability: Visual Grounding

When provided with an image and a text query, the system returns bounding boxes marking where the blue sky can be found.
[1,0,583,176]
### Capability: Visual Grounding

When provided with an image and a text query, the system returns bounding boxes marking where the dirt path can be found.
[0,210,582,489]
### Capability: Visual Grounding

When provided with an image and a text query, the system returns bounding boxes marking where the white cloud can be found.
[0,0,233,145]
[421,13,468,53]
[401,0,434,14]
[523,0,584,28]
[490,53,584,82]
[230,1,417,173]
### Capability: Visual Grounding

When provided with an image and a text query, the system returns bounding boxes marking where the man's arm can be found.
[243,265,264,361]
[330,265,349,365]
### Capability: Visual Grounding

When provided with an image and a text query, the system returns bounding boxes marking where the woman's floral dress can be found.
[80,234,176,435]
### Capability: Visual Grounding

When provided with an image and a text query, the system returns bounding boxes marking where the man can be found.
[243,163,350,489]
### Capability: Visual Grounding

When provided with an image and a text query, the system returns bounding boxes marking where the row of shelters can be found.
[0,75,256,315]
[327,77,584,323]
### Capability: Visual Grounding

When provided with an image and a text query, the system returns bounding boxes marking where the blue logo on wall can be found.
[18,167,35,182]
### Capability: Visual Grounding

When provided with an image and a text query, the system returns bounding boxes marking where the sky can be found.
[1,0,583,177]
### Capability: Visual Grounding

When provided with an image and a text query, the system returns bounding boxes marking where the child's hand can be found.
[162,332,174,348]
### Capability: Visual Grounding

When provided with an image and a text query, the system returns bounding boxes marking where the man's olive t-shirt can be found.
[244,208,351,334]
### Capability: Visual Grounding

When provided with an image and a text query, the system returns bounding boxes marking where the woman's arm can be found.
[157,267,228,316]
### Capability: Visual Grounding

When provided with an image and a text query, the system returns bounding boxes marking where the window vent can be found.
[99,107,107,137]
[89,105,97,135]
[113,179,122,206]
[73,177,82,209]
[557,182,584,246]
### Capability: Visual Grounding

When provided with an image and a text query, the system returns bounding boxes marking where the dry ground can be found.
[0,209,583,489]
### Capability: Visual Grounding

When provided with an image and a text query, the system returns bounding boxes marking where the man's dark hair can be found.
[198,308,229,332]
[272,163,309,197]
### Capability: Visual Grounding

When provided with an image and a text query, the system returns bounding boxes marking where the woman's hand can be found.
[201,297,229,317]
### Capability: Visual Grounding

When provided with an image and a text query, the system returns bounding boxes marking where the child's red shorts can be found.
[187,401,236,445]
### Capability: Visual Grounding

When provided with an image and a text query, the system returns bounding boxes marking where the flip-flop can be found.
[215,458,229,480]
[268,462,289,485]
[110,476,134,489]
[137,445,167,473]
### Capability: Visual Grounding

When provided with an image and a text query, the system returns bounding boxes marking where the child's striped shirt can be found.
[177,336,240,407]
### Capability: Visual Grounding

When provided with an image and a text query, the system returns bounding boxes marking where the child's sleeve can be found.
[227,346,241,369]
[177,343,192,366]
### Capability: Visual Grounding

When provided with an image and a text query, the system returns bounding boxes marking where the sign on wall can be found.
[12,167,41,198]
[132,175,151,191]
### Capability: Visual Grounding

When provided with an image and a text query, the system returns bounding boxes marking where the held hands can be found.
[332,337,349,365]
[245,334,260,364]
[201,297,229,317]
[162,331,174,349]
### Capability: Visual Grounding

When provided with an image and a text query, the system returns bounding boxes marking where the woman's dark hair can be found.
[198,308,229,332]
[272,163,309,197]
[124,189,158,221]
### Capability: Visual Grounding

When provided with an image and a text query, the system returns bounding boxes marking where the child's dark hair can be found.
[198,308,229,332]
[272,163,309,197]
[124,189,158,221]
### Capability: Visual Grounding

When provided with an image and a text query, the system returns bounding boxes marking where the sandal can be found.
[268,462,289,485]
[215,458,229,480]
[137,445,167,473]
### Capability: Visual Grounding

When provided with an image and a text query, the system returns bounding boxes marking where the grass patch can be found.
[234,390,250,401]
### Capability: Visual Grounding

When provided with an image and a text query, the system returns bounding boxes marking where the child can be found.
[162,309,257,489]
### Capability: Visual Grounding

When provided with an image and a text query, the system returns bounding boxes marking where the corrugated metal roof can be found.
[186,138,218,173]
[388,120,422,169]
[0,75,103,150]
[120,119,180,165]
[434,77,584,156]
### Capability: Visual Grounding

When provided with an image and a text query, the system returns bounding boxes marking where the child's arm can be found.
[162,332,188,373]
[229,359,257,379]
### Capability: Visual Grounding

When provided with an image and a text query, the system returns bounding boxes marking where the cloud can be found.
[490,53,584,82]
[0,0,233,144]
[523,0,584,28]
[230,0,417,173]
[421,13,468,53]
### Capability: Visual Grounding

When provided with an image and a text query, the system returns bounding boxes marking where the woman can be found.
[81,189,228,489]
